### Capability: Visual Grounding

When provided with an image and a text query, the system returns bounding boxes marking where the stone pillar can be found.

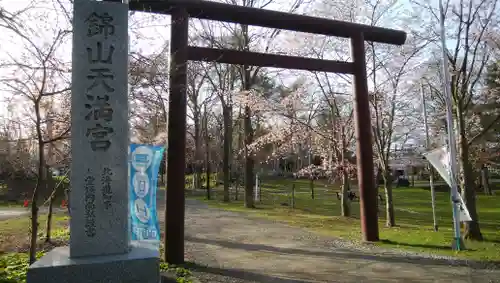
[27,1,159,282]
[69,0,130,257]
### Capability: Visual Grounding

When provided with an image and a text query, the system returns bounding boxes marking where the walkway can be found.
[160,198,500,283]
[0,207,66,221]
[0,208,27,221]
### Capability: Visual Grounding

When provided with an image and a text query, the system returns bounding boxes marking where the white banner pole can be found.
[438,0,464,251]
[421,82,438,232]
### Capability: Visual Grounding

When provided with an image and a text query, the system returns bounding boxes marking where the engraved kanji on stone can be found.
[85,94,113,121]
[87,42,115,64]
[101,167,113,210]
[86,123,114,151]
[84,170,96,237]
[87,68,114,92]
[85,12,115,38]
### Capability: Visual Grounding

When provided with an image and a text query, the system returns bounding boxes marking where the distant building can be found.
[388,145,426,177]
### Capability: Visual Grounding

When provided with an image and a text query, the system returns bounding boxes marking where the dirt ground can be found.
[2,190,498,282]
[0,208,68,253]
[164,197,500,283]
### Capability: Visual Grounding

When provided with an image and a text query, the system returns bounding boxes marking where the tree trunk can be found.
[204,107,211,200]
[410,167,415,187]
[222,106,231,202]
[205,161,211,200]
[193,165,202,190]
[44,165,54,243]
[309,178,315,200]
[29,197,39,264]
[481,164,492,195]
[193,113,202,191]
[243,104,254,209]
[65,187,71,216]
[30,101,45,264]
[240,20,254,209]
[376,167,382,187]
[45,192,54,243]
[458,131,483,240]
[235,183,239,201]
[236,107,243,193]
[339,134,350,217]
[341,170,351,217]
[383,170,396,227]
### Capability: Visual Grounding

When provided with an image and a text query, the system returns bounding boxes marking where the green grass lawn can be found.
[0,200,24,208]
[0,178,68,209]
[0,195,66,209]
[191,178,500,263]
[0,214,194,283]
[0,213,69,254]
[160,173,219,191]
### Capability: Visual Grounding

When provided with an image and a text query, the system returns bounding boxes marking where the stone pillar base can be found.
[27,241,160,283]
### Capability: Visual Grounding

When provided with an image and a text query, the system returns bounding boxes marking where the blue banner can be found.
[129,143,164,241]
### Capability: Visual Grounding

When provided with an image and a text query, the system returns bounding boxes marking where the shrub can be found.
[0,252,44,283]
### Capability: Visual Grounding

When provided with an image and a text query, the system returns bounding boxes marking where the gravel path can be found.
[0,207,66,221]
[157,197,500,283]
[0,209,28,220]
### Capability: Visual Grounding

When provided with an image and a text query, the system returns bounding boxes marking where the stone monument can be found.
[27,1,160,282]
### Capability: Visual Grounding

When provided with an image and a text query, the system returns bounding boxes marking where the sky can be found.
[0,0,471,144]
[0,0,172,133]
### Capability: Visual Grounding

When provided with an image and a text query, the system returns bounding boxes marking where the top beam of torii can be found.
[128,0,406,45]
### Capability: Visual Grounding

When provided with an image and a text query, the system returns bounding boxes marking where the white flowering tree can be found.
[234,76,358,216]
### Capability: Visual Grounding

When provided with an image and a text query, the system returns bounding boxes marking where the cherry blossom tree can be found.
[129,45,169,144]
[236,76,359,215]
[0,0,71,263]
[368,38,427,227]
[194,0,309,206]
[413,0,499,240]
[186,61,211,191]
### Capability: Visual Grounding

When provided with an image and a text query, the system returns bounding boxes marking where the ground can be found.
[168,198,500,283]
[0,210,68,253]
[1,178,500,282]
[191,178,500,262]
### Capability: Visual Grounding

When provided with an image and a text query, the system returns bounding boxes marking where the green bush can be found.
[159,262,192,283]
[185,173,218,189]
[0,242,192,283]
[52,176,69,185]
[36,228,70,242]
[0,252,44,283]
[159,244,193,283]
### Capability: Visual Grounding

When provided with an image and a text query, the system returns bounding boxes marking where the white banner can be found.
[423,146,472,222]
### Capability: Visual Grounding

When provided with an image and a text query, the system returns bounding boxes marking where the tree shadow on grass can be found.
[261,183,283,190]
[185,235,499,269]
[183,262,313,283]
[382,237,500,249]
[183,262,427,283]
[483,238,500,244]
[379,239,454,250]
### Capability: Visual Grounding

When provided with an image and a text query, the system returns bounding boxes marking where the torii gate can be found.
[122,0,406,264]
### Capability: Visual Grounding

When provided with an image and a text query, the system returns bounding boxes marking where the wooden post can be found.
[166,7,188,264]
[351,32,379,242]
